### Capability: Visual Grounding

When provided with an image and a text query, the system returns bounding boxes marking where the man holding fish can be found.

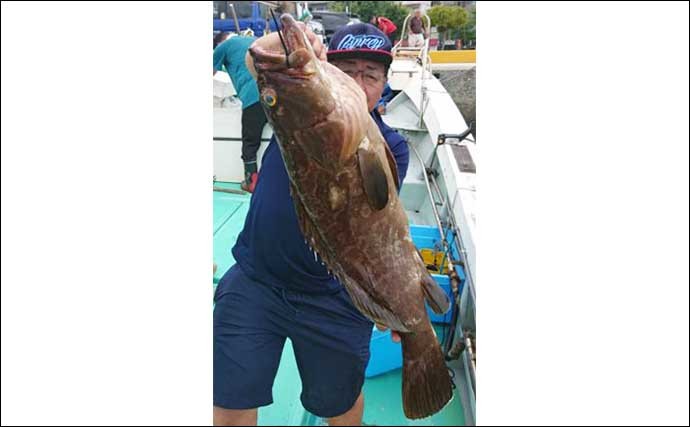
[214,16,451,426]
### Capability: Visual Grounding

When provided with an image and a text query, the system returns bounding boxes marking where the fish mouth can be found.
[249,13,317,75]
[251,13,336,128]
[279,13,308,53]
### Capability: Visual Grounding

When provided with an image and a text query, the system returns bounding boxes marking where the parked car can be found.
[306,19,325,45]
[310,11,360,46]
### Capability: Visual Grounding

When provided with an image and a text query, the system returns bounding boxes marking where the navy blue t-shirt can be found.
[232,110,409,295]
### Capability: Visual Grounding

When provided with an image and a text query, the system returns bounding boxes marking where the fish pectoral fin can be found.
[383,141,400,191]
[366,118,399,191]
[422,273,450,315]
[357,147,389,211]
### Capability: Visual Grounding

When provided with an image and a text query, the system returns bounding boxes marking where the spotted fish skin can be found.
[249,14,453,419]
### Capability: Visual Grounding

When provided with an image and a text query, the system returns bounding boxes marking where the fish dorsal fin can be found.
[357,141,389,211]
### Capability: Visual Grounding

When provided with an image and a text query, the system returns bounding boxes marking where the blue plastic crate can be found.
[365,326,402,378]
[427,273,454,324]
[410,224,463,264]
[409,224,443,252]
[410,225,463,324]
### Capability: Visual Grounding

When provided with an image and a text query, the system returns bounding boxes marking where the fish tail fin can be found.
[401,323,453,419]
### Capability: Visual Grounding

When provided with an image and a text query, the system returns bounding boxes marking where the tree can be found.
[328,2,346,12]
[459,5,476,48]
[427,5,468,50]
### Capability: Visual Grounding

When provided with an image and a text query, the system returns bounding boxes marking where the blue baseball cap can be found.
[327,23,393,67]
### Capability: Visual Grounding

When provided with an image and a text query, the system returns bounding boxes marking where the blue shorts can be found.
[213,264,374,418]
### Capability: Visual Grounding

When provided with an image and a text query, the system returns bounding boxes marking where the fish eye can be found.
[262,92,277,107]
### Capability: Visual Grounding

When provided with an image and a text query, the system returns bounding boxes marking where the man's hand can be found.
[375,323,401,343]
[245,22,327,78]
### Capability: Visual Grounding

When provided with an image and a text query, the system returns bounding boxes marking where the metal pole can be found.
[429,170,476,305]
[228,3,241,34]
[407,142,445,242]
[407,142,463,293]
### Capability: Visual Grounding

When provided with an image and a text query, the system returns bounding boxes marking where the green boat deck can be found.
[213,182,466,426]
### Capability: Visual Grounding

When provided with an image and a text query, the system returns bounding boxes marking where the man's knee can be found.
[213,406,258,426]
[326,392,364,426]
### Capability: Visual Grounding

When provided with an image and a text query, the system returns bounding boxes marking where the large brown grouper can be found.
[249,14,453,419]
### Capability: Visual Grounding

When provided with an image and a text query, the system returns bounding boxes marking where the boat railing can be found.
[392,14,434,128]
[407,133,476,412]
[418,36,433,128]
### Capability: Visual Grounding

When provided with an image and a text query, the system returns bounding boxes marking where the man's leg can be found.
[213,407,257,426]
[240,103,268,192]
[287,288,374,426]
[327,392,364,426]
[214,266,288,426]
[407,33,418,47]
[215,393,367,425]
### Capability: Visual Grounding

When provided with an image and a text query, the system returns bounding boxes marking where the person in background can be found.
[407,9,428,48]
[298,1,313,22]
[213,33,268,193]
[370,15,397,38]
[213,32,230,49]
